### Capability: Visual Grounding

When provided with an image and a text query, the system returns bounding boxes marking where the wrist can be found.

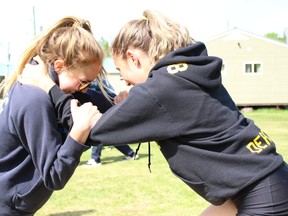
[69,126,90,144]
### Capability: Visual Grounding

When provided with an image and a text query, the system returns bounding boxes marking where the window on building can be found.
[244,63,262,74]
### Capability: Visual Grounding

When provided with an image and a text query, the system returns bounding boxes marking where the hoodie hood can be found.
[151,41,223,91]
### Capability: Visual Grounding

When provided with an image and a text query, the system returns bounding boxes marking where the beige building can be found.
[205,28,288,107]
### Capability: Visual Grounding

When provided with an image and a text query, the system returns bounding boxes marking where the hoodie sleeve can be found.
[48,84,178,146]
[13,85,89,190]
[88,84,179,145]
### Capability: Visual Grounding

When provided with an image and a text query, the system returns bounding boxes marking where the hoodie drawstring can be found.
[134,142,152,173]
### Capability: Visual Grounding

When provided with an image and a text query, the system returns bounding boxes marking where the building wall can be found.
[206,29,288,106]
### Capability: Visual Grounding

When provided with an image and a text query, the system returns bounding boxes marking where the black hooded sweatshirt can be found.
[49,42,284,205]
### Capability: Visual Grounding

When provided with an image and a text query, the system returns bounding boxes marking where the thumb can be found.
[70,99,79,115]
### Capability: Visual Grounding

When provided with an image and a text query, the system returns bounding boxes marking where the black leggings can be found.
[232,163,288,216]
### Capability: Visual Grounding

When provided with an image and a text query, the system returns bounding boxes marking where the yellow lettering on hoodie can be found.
[246,130,273,153]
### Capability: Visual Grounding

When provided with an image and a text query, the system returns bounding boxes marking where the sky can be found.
[0,0,287,66]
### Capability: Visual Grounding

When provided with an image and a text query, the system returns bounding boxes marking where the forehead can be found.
[77,62,102,80]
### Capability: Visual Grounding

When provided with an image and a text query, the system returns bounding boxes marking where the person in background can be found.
[19,10,288,216]
[73,79,139,167]
[0,16,103,215]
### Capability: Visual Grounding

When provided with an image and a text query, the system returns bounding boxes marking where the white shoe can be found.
[83,159,101,167]
[123,154,139,160]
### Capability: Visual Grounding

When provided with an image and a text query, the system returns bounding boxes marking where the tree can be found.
[264,32,286,43]
[98,37,111,57]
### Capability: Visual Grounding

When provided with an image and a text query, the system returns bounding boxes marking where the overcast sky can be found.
[0,0,287,64]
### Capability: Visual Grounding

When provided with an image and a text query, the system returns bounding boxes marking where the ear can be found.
[127,49,141,68]
[53,59,65,73]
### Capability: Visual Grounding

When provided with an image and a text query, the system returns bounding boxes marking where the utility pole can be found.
[33,5,36,36]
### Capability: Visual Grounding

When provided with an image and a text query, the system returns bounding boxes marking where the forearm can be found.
[87,87,177,146]
[48,85,175,147]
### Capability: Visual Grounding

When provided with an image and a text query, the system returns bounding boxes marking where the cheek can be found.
[122,70,135,83]
[130,70,147,84]
[58,75,78,93]
[59,81,76,93]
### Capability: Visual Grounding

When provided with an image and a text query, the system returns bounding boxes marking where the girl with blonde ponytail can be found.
[0,16,104,215]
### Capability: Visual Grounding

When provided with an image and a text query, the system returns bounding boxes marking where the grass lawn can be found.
[36,108,288,216]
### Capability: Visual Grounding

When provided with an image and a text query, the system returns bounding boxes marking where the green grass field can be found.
[36,108,288,216]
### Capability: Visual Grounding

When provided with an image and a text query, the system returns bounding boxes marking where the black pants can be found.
[232,162,288,216]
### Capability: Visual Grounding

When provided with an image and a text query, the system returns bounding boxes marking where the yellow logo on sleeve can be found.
[246,131,273,153]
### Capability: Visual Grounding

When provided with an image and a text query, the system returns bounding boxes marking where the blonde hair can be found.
[111,10,196,65]
[1,16,106,97]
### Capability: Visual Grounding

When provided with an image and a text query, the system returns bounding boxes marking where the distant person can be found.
[20,10,288,215]
[84,144,139,167]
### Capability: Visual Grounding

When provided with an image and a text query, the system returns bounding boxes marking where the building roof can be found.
[205,28,288,48]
